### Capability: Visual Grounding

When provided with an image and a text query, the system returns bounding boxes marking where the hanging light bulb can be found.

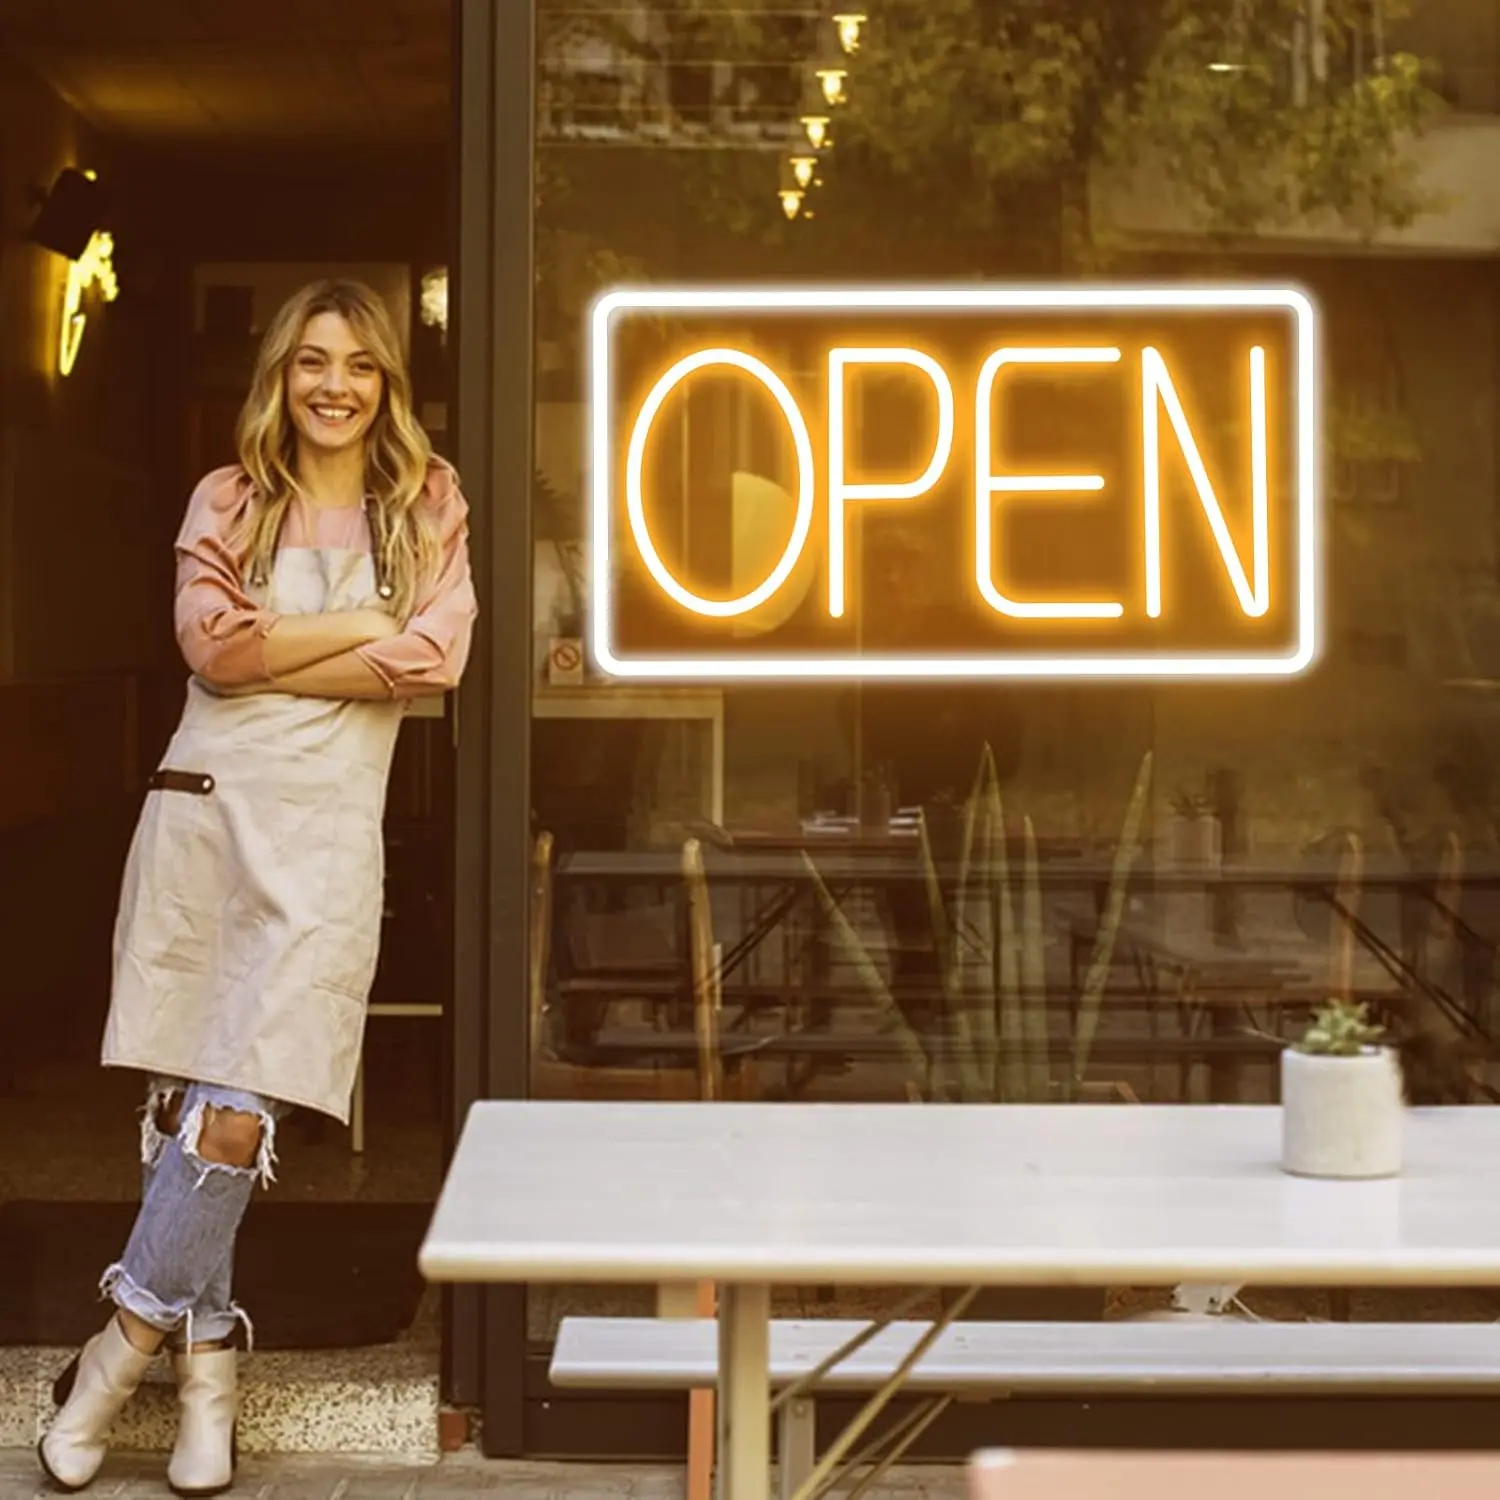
[832,12,866,54]
[789,154,817,189]
[779,188,805,220]
[800,111,830,148]
[815,65,848,105]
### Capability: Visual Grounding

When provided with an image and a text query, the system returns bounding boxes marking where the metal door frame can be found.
[447,0,533,1456]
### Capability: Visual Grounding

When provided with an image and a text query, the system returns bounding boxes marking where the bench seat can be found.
[552,1315,1500,1396]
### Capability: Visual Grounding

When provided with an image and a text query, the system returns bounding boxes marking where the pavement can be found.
[0,1453,964,1499]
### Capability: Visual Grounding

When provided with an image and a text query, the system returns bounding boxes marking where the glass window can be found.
[527,0,1500,1345]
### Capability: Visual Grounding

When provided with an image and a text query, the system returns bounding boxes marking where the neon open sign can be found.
[589,285,1319,680]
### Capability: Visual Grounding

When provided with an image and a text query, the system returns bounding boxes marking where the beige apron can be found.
[103,536,405,1121]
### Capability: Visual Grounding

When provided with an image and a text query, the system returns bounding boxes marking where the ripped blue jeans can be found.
[101,1078,290,1348]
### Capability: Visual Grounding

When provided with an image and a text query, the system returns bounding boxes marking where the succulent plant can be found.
[1297,997,1387,1057]
[1169,789,1213,818]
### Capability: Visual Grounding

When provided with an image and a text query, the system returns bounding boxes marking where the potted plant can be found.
[1281,998,1404,1179]
[1167,788,1221,868]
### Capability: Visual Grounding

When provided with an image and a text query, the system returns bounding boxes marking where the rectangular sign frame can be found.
[588,283,1320,681]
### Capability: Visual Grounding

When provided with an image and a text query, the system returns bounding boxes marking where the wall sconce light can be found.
[420,266,449,337]
[29,166,120,377]
[59,230,120,378]
[36,169,120,378]
[789,154,817,189]
[30,167,111,260]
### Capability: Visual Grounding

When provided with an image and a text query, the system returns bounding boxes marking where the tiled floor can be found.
[0,1453,968,1499]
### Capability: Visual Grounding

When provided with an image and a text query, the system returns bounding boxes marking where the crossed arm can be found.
[173,468,478,702]
[218,612,399,699]
[265,650,393,699]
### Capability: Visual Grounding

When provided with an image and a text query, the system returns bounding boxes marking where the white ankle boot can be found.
[168,1347,238,1497]
[38,1316,154,1491]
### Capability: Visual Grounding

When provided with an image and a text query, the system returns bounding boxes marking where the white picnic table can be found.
[419,1101,1500,1500]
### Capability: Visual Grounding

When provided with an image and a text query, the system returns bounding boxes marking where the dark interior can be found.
[0,0,456,1327]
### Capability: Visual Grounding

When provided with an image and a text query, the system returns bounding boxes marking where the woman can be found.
[39,279,477,1496]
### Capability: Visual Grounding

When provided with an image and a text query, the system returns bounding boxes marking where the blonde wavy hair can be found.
[235,278,439,619]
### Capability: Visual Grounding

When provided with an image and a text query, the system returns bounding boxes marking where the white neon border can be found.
[588,284,1320,681]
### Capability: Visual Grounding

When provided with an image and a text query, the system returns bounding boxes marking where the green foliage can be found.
[803,745,1153,1102]
[534,0,1444,277]
[829,0,1444,265]
[536,154,646,348]
[1297,997,1387,1056]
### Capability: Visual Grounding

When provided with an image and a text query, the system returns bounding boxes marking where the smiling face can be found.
[284,311,384,459]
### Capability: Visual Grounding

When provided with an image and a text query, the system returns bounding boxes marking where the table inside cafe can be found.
[550,837,1500,1095]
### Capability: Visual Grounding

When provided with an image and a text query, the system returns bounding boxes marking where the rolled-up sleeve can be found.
[174,468,280,687]
[356,464,479,699]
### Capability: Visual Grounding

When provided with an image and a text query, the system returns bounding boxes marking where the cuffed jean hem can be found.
[98,1263,240,1347]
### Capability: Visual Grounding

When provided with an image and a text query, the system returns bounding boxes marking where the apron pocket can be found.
[318,787,385,998]
[118,775,220,975]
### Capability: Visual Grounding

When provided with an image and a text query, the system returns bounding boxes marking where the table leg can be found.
[717,1282,771,1500]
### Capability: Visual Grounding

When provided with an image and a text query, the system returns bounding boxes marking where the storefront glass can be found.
[519,0,1500,1443]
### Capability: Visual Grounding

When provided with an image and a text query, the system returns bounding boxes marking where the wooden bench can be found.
[552,1316,1500,1499]
[969,1447,1500,1498]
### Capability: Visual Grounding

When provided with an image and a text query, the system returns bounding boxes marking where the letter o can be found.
[624,348,815,618]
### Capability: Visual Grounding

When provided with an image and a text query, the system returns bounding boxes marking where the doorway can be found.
[0,0,459,1441]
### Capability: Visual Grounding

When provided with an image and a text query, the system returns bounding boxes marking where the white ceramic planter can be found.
[1168,812,1222,869]
[1280,1045,1404,1179]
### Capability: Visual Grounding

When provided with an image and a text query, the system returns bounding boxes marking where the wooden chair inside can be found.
[529,829,732,1101]
[682,833,765,1101]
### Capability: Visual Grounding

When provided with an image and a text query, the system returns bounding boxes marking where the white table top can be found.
[418,1102,1500,1287]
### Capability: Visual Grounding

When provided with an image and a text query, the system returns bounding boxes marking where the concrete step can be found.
[0,1342,440,1462]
